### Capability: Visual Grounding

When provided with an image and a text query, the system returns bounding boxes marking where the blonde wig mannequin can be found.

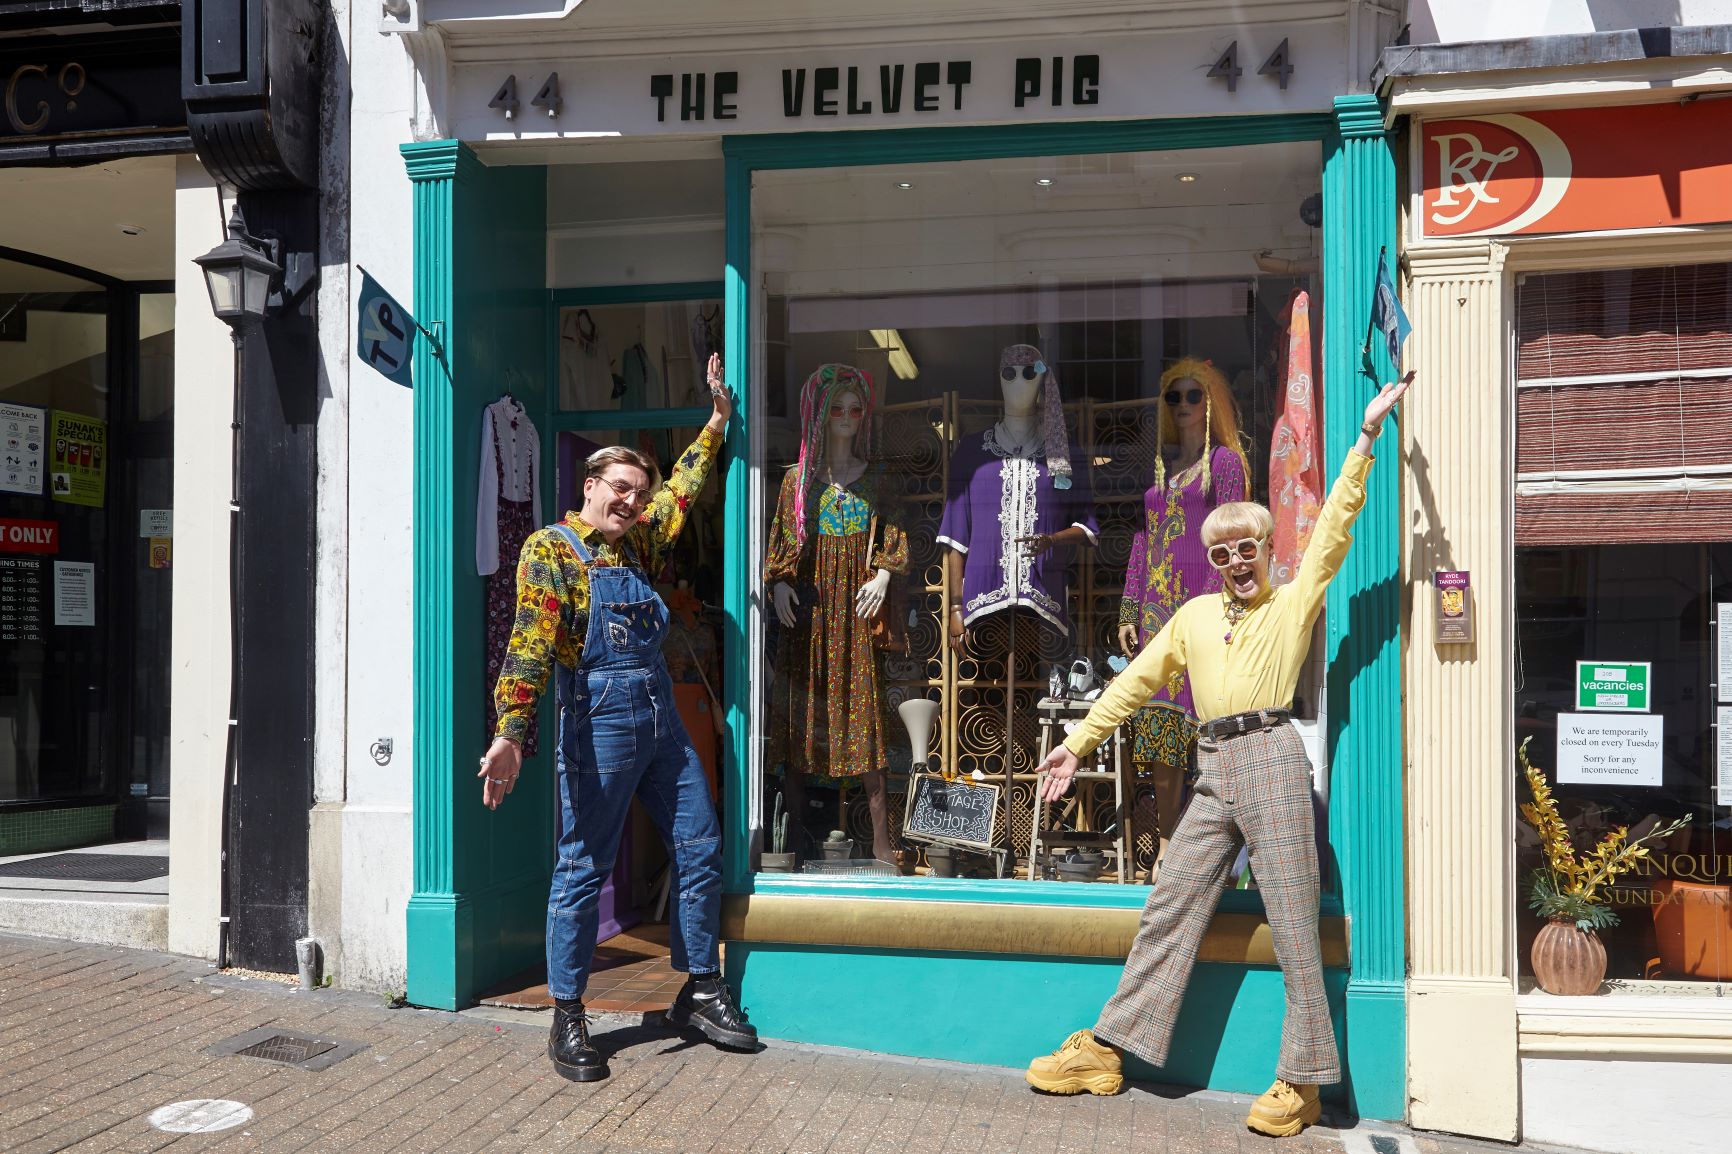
[1153,356,1249,494]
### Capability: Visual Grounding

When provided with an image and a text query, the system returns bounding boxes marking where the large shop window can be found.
[1515,263,1732,986]
[749,144,1327,884]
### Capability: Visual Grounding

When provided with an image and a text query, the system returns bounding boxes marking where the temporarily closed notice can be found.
[1556,712,1664,787]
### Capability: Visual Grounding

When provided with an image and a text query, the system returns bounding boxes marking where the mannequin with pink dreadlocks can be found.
[765,364,910,864]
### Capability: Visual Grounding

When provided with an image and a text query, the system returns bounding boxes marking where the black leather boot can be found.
[664,975,759,1050]
[548,1001,608,1082]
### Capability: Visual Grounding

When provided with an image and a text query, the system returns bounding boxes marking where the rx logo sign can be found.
[1422,115,1572,237]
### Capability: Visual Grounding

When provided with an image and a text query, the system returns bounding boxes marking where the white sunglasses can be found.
[1206,537,1267,570]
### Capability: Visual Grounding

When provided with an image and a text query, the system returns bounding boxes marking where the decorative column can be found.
[720,151,754,892]
[403,139,482,1010]
[1403,240,1519,1138]
[1321,93,1406,1121]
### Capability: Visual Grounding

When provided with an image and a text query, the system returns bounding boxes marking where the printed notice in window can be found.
[1719,604,1732,704]
[1556,712,1664,787]
[52,560,95,627]
[1719,706,1732,807]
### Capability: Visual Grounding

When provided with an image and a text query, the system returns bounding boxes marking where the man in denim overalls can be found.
[481,355,754,1082]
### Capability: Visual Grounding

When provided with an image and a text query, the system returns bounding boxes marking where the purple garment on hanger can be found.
[937,425,1098,635]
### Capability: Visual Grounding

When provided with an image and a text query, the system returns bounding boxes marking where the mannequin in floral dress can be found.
[1118,357,1248,867]
[766,364,910,863]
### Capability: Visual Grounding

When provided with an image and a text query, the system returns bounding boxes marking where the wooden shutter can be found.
[1515,263,1732,544]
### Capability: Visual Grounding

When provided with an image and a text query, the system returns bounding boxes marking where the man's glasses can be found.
[1206,537,1266,569]
[593,475,654,504]
[1164,388,1205,407]
[1000,362,1047,381]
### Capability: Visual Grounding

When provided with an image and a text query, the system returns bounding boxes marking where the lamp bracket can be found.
[271,251,320,313]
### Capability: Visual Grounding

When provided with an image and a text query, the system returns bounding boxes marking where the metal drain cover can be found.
[208,1027,366,1070]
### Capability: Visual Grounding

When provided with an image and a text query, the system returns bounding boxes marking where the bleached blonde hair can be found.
[1200,501,1273,545]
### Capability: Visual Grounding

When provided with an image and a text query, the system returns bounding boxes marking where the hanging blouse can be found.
[937,424,1098,634]
[476,396,543,576]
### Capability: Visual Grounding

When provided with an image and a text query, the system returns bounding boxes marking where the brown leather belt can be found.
[1198,708,1292,742]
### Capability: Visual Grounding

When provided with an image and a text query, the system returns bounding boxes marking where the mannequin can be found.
[765,364,908,863]
[1118,357,1247,866]
[939,344,1097,651]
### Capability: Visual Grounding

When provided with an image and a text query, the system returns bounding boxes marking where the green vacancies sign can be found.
[1575,661,1651,713]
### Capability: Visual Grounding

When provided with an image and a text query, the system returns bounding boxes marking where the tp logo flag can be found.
[1367,247,1412,376]
[357,271,416,387]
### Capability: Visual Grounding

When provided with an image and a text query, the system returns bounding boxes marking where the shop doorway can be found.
[0,156,176,879]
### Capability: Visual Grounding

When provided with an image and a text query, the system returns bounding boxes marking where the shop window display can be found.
[1512,262,1732,985]
[749,145,1328,882]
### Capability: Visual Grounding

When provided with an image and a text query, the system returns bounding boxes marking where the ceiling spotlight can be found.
[1034,177,1054,187]
[895,181,915,190]
[118,223,146,236]
[1176,172,1199,184]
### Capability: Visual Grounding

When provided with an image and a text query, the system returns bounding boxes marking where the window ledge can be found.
[1517,985,1732,1057]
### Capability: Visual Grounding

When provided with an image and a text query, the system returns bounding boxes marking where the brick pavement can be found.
[0,933,1562,1154]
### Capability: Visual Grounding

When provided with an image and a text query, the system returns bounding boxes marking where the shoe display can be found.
[548,1002,609,1083]
[1024,1028,1125,1096]
[664,975,759,1050]
[1245,1078,1321,1137]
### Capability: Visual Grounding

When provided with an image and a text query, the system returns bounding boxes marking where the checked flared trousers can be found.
[1093,721,1341,1085]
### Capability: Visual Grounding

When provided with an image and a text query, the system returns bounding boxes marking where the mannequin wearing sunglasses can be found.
[938,343,1097,652]
[765,365,909,865]
[1025,371,1414,1138]
[1117,357,1249,871]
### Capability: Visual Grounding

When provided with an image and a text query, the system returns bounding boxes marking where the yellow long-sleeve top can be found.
[1064,449,1375,759]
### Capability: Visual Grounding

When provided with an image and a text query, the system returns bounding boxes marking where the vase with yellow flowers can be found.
[1518,738,1691,995]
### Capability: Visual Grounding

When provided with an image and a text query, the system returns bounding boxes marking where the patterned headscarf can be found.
[793,363,877,546]
[1000,343,1072,489]
[1155,356,1248,496]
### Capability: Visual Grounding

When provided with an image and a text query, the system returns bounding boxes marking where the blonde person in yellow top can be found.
[1025,371,1413,1137]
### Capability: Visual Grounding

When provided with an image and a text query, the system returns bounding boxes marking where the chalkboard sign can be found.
[903,773,1000,851]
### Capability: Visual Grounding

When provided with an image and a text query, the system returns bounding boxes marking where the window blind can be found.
[1515,263,1732,544]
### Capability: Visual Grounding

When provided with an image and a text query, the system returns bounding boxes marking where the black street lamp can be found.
[193,205,281,330]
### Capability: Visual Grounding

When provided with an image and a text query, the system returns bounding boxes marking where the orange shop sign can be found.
[1419,101,1732,238]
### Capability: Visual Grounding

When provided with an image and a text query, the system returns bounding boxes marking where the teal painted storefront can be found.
[403,96,1406,1118]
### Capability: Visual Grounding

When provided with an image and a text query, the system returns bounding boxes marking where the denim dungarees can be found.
[545,523,722,1001]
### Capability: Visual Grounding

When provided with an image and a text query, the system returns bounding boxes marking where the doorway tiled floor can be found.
[477,922,686,1013]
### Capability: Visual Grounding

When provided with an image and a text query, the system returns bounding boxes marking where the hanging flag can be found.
[1366,247,1412,376]
[357,269,417,387]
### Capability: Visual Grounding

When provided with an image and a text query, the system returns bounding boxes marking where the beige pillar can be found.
[1401,239,1519,1139]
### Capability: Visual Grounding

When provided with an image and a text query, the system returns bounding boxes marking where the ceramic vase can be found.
[1531,917,1607,995]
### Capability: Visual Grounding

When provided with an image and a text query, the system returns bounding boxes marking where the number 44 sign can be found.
[356,269,418,388]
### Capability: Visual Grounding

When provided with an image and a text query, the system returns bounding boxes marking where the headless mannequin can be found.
[945,366,1088,652]
[771,388,897,863]
[1115,375,1209,866]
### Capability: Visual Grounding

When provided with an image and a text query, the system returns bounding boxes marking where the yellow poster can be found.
[49,411,106,508]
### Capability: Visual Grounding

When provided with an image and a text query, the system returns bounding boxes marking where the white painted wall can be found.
[1410,0,1732,43]
[312,0,421,993]
[1522,1055,1732,1154]
[166,156,235,959]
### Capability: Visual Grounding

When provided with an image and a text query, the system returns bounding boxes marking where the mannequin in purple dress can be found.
[1118,357,1248,868]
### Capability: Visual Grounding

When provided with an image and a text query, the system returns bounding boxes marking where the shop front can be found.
[1385,26,1732,1154]
[390,1,1408,1116]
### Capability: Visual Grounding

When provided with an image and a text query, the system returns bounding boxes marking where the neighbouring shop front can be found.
[1385,27,1732,1154]
[395,2,1409,1117]
[0,3,185,859]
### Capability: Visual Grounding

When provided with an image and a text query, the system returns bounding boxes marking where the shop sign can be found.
[1556,712,1664,787]
[1433,570,1472,644]
[1,401,45,496]
[48,411,105,508]
[1,30,184,149]
[1419,101,1732,238]
[1575,660,1651,713]
[454,25,1345,140]
[904,773,1000,851]
[139,509,173,538]
[0,517,57,554]
[0,555,45,643]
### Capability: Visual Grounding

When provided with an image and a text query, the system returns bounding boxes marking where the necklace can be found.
[1222,594,1251,645]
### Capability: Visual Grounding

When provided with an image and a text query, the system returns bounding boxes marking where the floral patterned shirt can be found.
[492,427,722,744]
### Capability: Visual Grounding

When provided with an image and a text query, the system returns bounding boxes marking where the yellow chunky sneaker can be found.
[1024,1029,1125,1096]
[1245,1078,1322,1137]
